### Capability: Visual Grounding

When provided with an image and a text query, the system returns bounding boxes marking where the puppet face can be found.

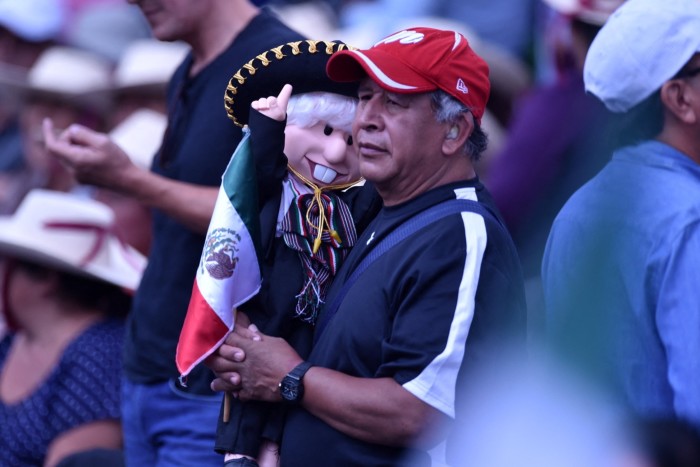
[284,121,360,187]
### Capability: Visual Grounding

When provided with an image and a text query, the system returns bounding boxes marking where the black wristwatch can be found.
[279,361,314,404]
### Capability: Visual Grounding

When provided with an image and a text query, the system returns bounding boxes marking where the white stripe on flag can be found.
[176,131,262,379]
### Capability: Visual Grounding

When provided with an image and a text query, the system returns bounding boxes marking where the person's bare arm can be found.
[44,420,122,467]
[43,119,217,234]
[301,367,449,448]
[208,329,450,448]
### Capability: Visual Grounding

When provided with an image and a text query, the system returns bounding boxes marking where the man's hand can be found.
[208,341,246,393]
[251,84,293,122]
[206,311,256,393]
[43,118,139,192]
[43,117,219,234]
[208,325,302,402]
[257,440,280,467]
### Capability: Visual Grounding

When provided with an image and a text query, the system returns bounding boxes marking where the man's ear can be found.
[442,112,474,156]
[660,79,698,125]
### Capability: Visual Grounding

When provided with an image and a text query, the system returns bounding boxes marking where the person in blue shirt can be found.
[542,0,700,430]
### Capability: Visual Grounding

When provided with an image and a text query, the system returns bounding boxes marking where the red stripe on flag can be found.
[176,279,230,376]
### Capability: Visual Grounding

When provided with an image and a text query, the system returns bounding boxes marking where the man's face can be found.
[127,0,205,42]
[284,121,360,187]
[353,78,448,203]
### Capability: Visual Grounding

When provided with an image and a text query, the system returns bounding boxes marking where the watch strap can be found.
[287,361,313,381]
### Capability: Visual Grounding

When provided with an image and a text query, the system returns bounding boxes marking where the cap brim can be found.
[327,49,437,94]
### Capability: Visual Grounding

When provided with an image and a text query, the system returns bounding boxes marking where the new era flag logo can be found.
[176,130,262,380]
[456,78,469,94]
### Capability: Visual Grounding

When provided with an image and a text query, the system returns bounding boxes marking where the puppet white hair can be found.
[286,92,357,134]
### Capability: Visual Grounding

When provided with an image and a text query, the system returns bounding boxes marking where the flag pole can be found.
[223,392,232,423]
[222,307,238,423]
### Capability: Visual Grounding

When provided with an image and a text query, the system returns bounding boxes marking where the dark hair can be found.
[608,91,664,149]
[571,18,603,49]
[15,260,132,318]
[430,90,488,162]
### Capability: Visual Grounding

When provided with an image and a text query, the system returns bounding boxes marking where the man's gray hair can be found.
[430,90,488,162]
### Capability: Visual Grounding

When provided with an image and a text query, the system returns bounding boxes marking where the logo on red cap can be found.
[456,78,469,94]
[374,30,425,46]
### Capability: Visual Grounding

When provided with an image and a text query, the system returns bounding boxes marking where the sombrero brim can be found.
[224,39,359,128]
[0,218,145,291]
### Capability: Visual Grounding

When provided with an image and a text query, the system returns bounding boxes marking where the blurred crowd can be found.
[0,0,699,466]
[0,0,190,253]
[0,0,612,319]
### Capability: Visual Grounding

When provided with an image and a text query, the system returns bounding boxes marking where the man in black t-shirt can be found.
[208,27,526,466]
[43,1,303,465]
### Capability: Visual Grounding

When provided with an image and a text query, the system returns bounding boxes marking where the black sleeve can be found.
[249,109,289,205]
[340,182,383,235]
[215,398,274,456]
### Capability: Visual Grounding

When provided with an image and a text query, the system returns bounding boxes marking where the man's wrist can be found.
[279,361,314,404]
[224,457,259,467]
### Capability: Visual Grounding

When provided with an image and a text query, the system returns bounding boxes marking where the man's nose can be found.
[355,99,380,130]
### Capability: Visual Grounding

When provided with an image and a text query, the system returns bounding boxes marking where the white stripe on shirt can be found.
[403,187,487,418]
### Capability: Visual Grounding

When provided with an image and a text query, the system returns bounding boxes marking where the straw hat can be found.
[0,45,112,112]
[0,189,146,291]
[114,39,190,94]
[109,108,167,170]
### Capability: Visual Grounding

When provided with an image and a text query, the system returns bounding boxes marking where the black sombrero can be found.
[224,39,358,128]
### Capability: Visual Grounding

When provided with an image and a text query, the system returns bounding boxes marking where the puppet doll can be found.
[216,40,380,467]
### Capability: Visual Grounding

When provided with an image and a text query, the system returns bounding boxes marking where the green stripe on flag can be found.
[223,129,262,261]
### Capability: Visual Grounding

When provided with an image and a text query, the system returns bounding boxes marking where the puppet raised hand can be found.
[251,83,293,122]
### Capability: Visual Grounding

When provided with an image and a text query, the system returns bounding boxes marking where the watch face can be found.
[280,378,301,402]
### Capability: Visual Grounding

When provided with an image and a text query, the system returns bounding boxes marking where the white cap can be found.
[584,0,700,112]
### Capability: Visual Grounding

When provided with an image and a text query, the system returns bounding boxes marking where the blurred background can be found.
[3,3,700,466]
[0,0,623,368]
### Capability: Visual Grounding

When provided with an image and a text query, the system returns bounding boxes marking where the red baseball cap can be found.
[327,27,490,123]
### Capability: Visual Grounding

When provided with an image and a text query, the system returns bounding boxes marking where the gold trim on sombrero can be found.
[224,40,356,128]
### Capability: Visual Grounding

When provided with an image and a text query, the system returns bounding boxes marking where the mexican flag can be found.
[176,130,262,379]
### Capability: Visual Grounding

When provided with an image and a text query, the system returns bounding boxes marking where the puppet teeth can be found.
[313,164,337,184]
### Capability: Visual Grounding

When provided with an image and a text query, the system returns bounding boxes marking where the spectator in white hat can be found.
[542,0,700,430]
[0,0,65,174]
[0,188,146,467]
[0,45,111,215]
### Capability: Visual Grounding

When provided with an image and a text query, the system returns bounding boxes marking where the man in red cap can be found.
[208,27,526,466]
